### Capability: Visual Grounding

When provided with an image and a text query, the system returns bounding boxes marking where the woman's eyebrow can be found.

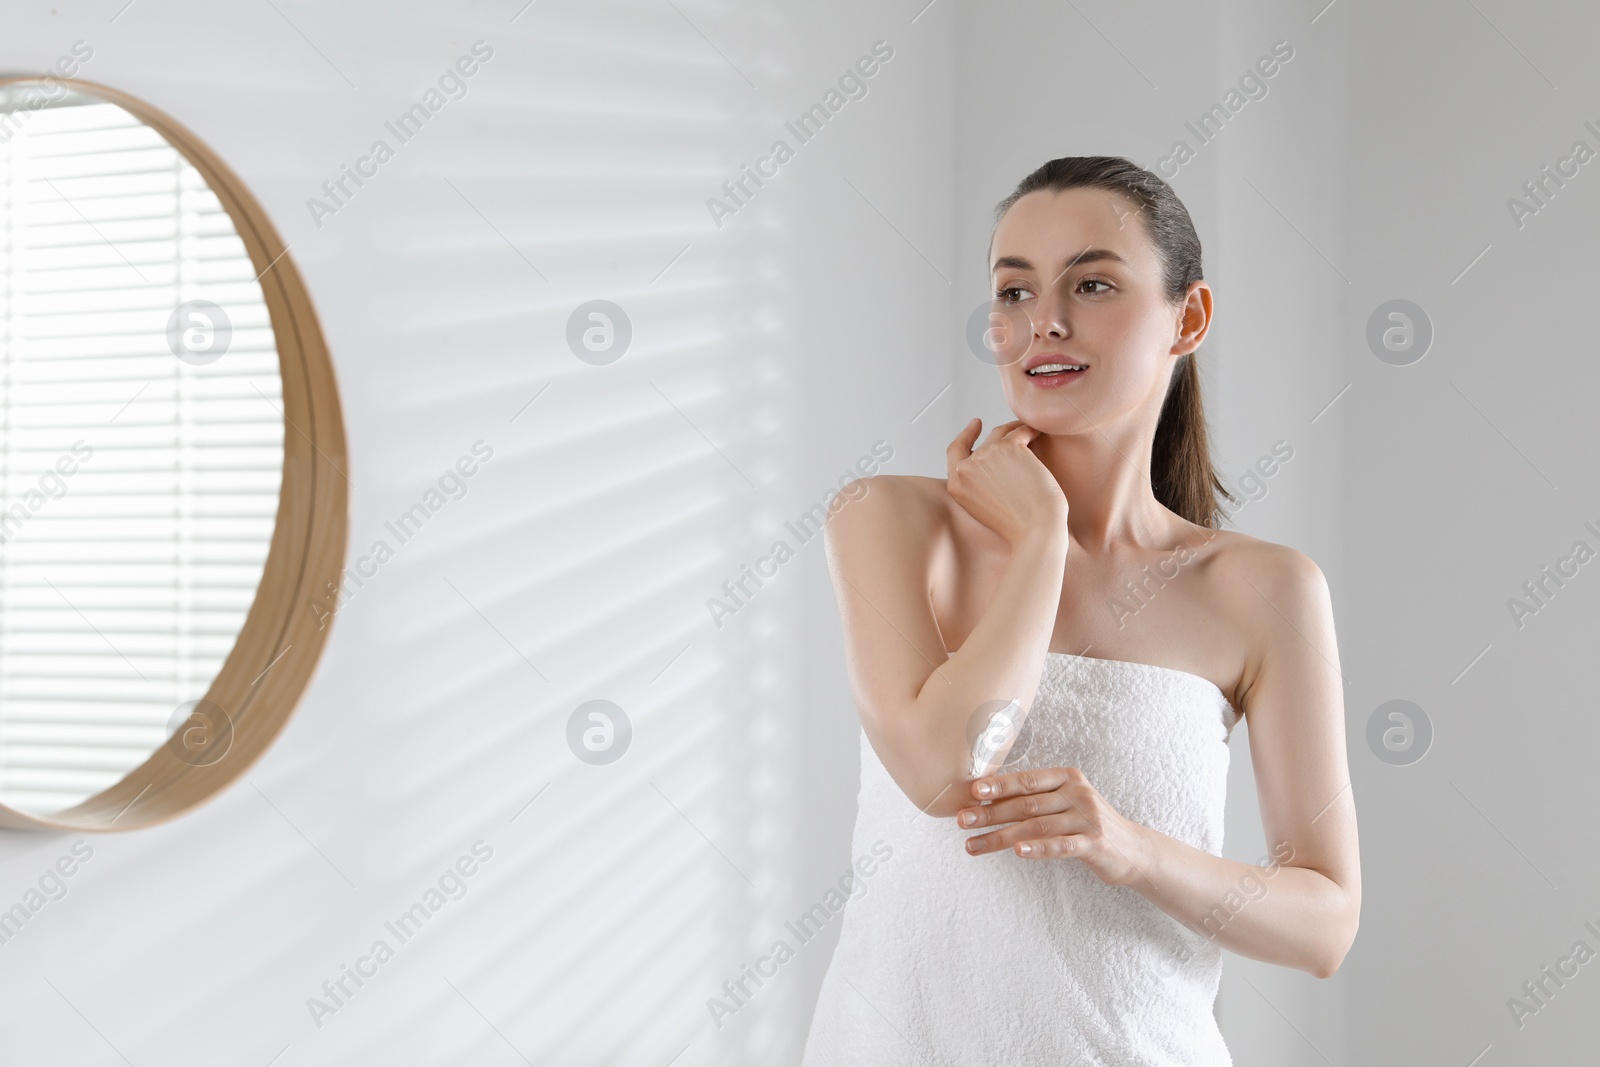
[991,247,1128,277]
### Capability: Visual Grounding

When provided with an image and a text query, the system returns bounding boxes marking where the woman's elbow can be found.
[861,710,974,819]
[915,778,979,820]
[1310,897,1360,979]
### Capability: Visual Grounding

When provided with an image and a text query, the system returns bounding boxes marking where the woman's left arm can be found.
[957,547,1361,978]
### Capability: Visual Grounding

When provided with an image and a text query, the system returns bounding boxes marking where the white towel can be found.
[800,652,1241,1066]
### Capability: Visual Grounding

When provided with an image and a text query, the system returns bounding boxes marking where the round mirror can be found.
[0,77,347,831]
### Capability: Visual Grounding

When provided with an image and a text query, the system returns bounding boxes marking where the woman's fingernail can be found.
[1018,843,1034,856]
[976,782,994,797]
[958,811,976,826]
[966,838,980,852]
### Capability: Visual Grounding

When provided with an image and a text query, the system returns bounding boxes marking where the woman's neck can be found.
[1029,428,1175,552]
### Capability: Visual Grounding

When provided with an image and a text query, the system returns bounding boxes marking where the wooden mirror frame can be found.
[0,76,348,831]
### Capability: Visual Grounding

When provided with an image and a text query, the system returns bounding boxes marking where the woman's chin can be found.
[1006,403,1091,436]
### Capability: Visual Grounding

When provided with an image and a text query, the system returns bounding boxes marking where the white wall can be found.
[0,2,951,1065]
[1336,0,1600,1061]
[4,1,1597,1064]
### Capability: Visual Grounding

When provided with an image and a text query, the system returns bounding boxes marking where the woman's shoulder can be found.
[1201,525,1328,593]
[827,474,956,550]
[1196,527,1334,665]
[1186,528,1339,727]
[851,473,950,494]
[821,476,958,604]
[836,473,953,513]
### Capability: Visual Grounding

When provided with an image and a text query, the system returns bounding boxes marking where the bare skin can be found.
[822,185,1359,978]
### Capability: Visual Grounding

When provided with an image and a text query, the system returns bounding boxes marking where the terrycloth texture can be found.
[800,652,1242,1067]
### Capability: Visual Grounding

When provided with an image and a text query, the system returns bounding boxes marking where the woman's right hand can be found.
[945,418,1070,547]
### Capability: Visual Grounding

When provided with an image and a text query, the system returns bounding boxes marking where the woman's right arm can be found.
[823,419,1070,819]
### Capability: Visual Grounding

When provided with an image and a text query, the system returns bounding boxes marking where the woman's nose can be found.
[1032,299,1069,340]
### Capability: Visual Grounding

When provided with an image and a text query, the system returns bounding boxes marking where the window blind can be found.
[0,92,283,815]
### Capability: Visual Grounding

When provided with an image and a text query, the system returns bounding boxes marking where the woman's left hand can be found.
[956,767,1154,888]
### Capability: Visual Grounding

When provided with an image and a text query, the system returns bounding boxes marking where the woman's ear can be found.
[1173,282,1212,354]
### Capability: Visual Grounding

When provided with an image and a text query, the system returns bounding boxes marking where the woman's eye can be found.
[1079,278,1113,294]
[996,286,1031,304]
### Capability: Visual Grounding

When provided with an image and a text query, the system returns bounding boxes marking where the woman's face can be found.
[987,186,1200,436]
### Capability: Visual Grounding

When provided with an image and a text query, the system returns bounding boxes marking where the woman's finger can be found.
[970,766,1077,800]
[1015,834,1090,859]
[976,419,1025,450]
[945,418,982,470]
[955,788,1074,828]
[964,813,1079,855]
[1002,422,1041,447]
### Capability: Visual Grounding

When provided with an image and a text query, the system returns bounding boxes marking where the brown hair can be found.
[990,156,1235,529]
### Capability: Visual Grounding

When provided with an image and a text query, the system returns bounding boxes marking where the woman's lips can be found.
[1023,366,1087,388]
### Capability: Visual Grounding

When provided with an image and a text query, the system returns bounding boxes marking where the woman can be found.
[800,157,1360,1065]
